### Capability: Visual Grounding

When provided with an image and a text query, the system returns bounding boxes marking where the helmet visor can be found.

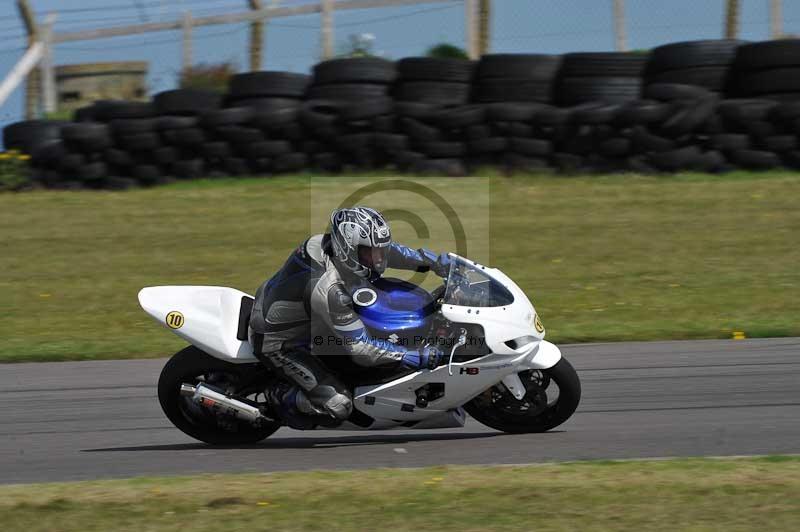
[358,245,388,275]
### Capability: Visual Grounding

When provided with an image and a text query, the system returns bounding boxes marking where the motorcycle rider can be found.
[249,206,451,428]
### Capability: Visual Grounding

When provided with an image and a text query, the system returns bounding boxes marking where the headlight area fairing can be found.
[440,257,545,356]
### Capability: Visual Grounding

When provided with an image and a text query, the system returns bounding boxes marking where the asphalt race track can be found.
[1,338,799,484]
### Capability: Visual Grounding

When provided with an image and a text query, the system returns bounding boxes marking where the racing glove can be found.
[418,248,452,278]
[401,344,444,370]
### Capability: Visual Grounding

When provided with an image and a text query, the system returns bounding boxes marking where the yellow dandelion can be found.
[18,154,31,161]
[0,153,10,160]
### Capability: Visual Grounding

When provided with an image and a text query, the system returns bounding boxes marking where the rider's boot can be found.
[268,382,326,430]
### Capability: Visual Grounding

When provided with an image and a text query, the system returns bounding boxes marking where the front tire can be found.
[464,357,581,433]
[158,346,280,445]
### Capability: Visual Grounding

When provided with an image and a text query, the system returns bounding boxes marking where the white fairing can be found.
[140,256,564,430]
[350,255,561,423]
[352,340,562,422]
[441,258,545,355]
[138,286,258,363]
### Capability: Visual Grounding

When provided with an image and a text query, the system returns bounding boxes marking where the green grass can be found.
[2,457,799,531]
[1,171,799,362]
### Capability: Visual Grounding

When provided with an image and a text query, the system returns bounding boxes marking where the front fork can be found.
[501,374,526,399]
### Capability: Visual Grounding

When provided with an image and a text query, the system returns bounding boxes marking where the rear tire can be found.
[158,346,279,445]
[465,357,581,433]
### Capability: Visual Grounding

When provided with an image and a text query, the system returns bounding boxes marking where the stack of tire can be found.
[645,40,744,95]
[631,83,726,172]
[91,100,170,187]
[67,96,217,187]
[767,99,800,168]
[719,39,800,170]
[468,54,561,171]
[12,39,800,188]
[708,98,797,170]
[149,89,221,180]
[219,71,310,175]
[557,52,647,106]
[3,119,63,155]
[60,101,161,189]
[55,121,114,188]
[548,52,648,172]
[4,120,65,188]
[621,40,743,173]
[730,39,800,101]
[391,57,475,175]
[301,58,395,171]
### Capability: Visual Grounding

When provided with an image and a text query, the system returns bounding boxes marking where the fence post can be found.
[321,0,334,59]
[612,0,627,51]
[465,0,479,59]
[248,0,264,70]
[182,12,193,76]
[478,0,490,55]
[770,0,783,39]
[724,0,740,39]
[16,0,39,119]
[39,14,57,116]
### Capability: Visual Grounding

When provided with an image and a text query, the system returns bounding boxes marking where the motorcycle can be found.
[139,254,581,444]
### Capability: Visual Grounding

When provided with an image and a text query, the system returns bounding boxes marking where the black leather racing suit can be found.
[248,233,432,424]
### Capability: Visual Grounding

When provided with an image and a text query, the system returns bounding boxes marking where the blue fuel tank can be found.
[352,277,435,346]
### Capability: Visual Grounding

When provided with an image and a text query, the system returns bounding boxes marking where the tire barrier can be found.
[7,39,800,190]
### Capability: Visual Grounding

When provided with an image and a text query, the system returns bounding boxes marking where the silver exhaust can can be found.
[180,383,269,424]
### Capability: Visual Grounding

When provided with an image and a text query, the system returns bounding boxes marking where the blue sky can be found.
[1,0,799,131]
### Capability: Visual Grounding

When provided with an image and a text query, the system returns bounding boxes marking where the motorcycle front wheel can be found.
[158,346,280,445]
[464,357,581,433]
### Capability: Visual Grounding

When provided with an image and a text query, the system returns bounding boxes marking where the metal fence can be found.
[2,0,800,129]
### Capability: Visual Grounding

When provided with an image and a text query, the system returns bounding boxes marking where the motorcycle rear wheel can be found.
[464,357,581,433]
[158,346,280,445]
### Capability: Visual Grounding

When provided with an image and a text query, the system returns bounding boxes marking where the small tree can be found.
[340,33,377,57]
[179,62,237,93]
[426,43,469,59]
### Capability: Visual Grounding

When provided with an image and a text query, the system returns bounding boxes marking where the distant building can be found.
[55,61,148,112]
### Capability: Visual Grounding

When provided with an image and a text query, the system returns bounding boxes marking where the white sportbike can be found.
[139,254,581,444]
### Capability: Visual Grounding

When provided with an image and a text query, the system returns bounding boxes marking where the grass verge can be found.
[2,457,799,531]
[1,171,798,362]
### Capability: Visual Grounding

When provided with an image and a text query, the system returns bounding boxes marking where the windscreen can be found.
[442,256,514,308]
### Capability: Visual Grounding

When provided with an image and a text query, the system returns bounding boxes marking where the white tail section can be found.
[138,286,258,363]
